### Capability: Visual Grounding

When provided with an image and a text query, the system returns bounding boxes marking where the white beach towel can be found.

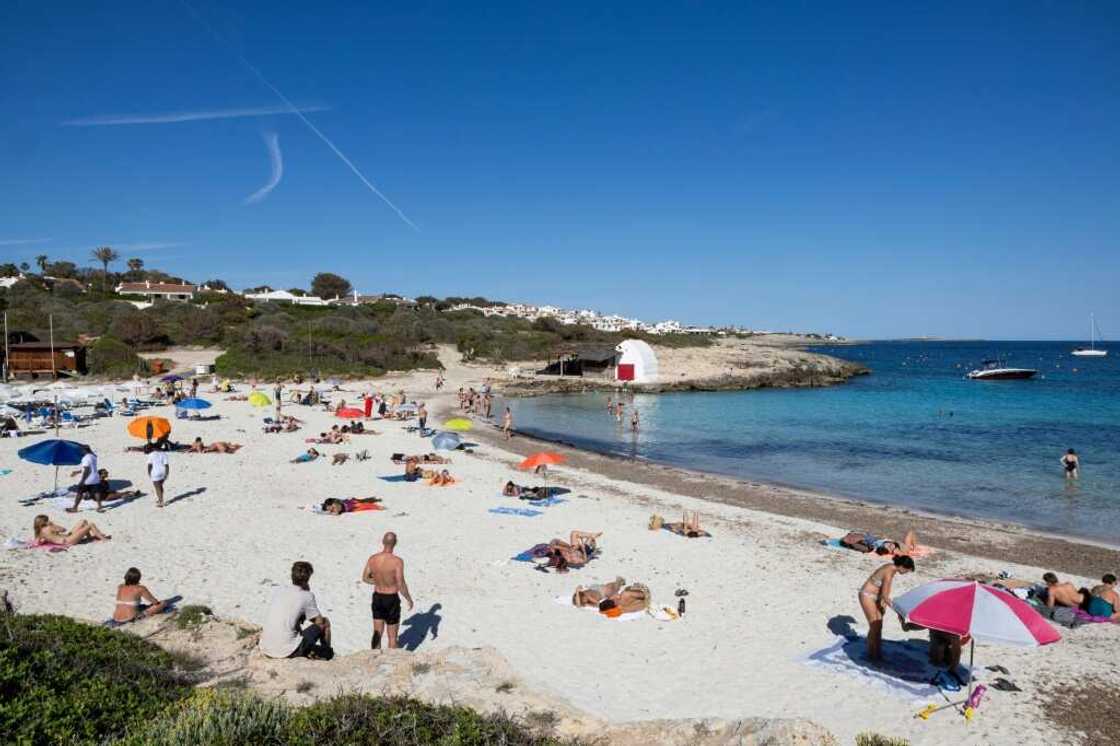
[46,495,129,513]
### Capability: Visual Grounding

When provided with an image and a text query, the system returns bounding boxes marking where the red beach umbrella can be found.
[518,452,565,470]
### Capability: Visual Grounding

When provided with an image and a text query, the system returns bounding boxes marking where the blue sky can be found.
[2,1,1118,339]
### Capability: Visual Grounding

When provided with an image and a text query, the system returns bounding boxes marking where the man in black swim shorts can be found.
[361,531,414,650]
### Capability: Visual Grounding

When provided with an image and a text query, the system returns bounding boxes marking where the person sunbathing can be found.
[112,567,166,623]
[189,437,242,454]
[546,531,601,572]
[93,469,142,502]
[403,457,422,481]
[839,529,919,556]
[503,481,549,499]
[1086,574,1119,621]
[1043,572,1086,609]
[663,511,710,538]
[33,514,111,545]
[573,578,650,614]
[426,469,456,486]
[321,497,383,515]
[292,448,321,463]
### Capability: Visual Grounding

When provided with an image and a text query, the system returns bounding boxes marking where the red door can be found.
[617,363,635,381]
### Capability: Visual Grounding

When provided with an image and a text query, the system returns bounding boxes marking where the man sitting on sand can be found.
[361,532,414,650]
[1042,572,1086,609]
[260,561,333,660]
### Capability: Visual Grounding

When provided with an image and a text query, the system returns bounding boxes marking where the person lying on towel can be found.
[503,481,549,500]
[572,578,650,615]
[321,497,383,515]
[662,511,711,538]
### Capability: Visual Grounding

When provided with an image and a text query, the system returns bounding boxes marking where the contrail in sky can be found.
[179,0,419,231]
[63,105,329,127]
[244,132,283,204]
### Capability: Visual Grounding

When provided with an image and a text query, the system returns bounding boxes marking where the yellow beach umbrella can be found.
[248,391,271,407]
[443,418,473,432]
[127,416,172,441]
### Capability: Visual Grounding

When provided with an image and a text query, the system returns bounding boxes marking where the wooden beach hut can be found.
[7,341,87,377]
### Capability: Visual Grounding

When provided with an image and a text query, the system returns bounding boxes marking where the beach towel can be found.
[46,495,131,513]
[0,468,12,476]
[822,537,934,558]
[379,475,410,483]
[489,506,543,518]
[552,594,645,622]
[802,635,975,702]
[4,537,68,553]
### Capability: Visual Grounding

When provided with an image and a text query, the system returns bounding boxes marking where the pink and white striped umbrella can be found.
[893,579,1061,647]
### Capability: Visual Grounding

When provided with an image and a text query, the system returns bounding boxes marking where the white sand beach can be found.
[2,349,1117,745]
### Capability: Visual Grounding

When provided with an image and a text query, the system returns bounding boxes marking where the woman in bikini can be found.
[321,497,383,515]
[189,438,242,454]
[573,578,650,614]
[664,511,708,537]
[859,555,915,661]
[112,567,166,623]
[33,514,111,546]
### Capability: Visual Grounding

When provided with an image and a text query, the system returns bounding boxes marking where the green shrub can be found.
[855,733,911,746]
[115,689,291,746]
[173,605,213,630]
[88,336,149,377]
[0,614,194,744]
[285,694,579,746]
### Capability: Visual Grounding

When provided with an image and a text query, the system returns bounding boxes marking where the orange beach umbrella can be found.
[518,451,565,470]
[127,416,171,441]
[336,407,364,418]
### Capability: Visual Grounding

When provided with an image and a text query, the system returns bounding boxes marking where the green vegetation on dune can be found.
[0,614,583,746]
[1,265,710,379]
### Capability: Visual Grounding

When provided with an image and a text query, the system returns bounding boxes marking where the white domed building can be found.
[615,339,659,384]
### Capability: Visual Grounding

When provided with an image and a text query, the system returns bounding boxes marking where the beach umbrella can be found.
[518,451,565,470]
[176,398,212,410]
[336,407,364,418]
[248,392,271,407]
[442,417,473,432]
[127,416,171,441]
[432,431,462,451]
[18,438,87,493]
[161,374,183,383]
[893,579,1060,713]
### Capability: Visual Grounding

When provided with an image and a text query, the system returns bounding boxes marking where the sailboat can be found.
[1072,314,1108,357]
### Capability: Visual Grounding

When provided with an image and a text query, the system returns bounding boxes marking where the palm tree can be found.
[91,246,119,293]
[126,257,144,278]
[35,255,48,274]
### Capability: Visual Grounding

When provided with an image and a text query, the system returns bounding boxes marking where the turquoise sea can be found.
[505,341,1120,542]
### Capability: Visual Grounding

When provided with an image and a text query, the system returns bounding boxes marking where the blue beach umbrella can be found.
[176,398,212,410]
[431,431,462,451]
[18,438,87,494]
[161,374,183,383]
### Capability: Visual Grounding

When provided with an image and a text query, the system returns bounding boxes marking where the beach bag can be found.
[648,514,664,531]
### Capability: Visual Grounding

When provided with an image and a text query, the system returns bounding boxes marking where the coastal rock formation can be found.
[503,338,868,396]
[126,610,838,746]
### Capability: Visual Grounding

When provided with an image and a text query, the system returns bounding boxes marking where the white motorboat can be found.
[1072,313,1107,357]
[967,360,1037,380]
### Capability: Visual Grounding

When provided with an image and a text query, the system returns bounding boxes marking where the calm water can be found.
[506,341,1120,542]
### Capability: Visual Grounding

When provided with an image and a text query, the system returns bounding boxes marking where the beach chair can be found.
[59,411,81,429]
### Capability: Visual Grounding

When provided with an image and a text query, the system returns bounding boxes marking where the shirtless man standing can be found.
[361,532,414,650]
[1043,572,1085,609]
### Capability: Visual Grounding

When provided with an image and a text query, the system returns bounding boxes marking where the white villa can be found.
[243,289,329,306]
[116,281,196,302]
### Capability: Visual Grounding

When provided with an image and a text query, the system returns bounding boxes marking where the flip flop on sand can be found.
[990,678,1022,693]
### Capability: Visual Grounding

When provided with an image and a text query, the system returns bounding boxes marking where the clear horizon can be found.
[2,2,1118,339]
